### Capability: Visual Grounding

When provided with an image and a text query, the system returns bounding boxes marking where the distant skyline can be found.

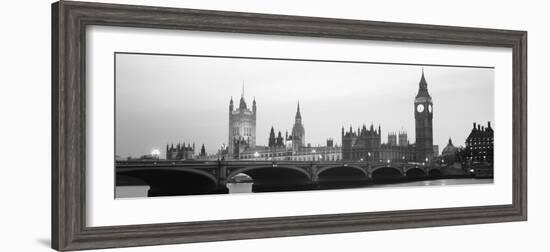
[115,53,494,158]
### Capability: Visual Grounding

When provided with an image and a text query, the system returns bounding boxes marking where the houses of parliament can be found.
[341,70,437,163]
[222,70,439,163]
[226,86,333,161]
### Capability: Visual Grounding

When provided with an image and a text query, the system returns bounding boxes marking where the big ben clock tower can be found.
[414,69,434,163]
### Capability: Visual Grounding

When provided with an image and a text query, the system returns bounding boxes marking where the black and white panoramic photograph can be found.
[115,53,495,198]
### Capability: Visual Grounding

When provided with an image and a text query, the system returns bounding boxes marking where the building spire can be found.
[241,81,245,98]
[416,67,431,98]
[295,101,302,119]
[420,68,427,89]
[238,82,247,109]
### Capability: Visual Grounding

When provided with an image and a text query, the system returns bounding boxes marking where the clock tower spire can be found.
[414,68,434,163]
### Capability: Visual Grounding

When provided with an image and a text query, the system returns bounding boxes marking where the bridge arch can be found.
[315,165,369,187]
[370,166,404,182]
[405,167,427,178]
[370,166,404,176]
[118,167,218,184]
[117,167,220,196]
[170,167,218,183]
[315,165,368,178]
[428,168,443,177]
[228,165,311,180]
[227,165,312,192]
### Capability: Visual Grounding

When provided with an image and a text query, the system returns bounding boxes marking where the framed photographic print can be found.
[52,1,527,251]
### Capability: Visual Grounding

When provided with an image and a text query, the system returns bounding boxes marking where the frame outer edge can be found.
[53,1,83,250]
[52,1,528,251]
[512,31,527,221]
[51,1,61,251]
[519,31,528,220]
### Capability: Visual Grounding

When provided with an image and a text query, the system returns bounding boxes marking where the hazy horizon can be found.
[115,53,494,158]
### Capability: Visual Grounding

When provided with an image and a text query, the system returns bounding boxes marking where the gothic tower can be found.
[388,132,397,146]
[414,69,434,162]
[228,84,256,158]
[268,126,276,147]
[291,101,305,149]
[398,131,409,146]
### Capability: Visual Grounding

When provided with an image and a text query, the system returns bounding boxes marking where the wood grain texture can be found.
[51,1,528,251]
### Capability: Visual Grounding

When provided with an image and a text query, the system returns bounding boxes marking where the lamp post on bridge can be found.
[151,149,161,160]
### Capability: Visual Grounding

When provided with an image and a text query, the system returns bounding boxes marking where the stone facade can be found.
[465,122,494,163]
[228,87,256,159]
[165,143,195,160]
[341,124,415,162]
[238,143,342,162]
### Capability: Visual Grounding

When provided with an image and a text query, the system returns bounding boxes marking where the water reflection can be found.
[227,178,493,193]
[371,178,492,188]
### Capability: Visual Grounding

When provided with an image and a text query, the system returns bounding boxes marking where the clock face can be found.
[428,104,432,113]
[416,104,425,113]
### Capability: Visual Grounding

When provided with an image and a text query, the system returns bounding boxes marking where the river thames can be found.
[226,178,493,193]
[116,178,493,198]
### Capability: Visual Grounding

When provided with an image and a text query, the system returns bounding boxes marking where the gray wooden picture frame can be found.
[51,1,527,251]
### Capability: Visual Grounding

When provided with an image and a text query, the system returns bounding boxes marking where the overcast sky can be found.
[115,53,494,158]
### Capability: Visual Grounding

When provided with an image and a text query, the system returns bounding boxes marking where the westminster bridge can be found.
[116,160,452,196]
